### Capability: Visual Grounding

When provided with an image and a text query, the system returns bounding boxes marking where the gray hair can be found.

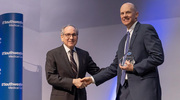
[61,25,79,35]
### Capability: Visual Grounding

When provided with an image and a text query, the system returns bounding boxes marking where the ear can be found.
[60,34,64,42]
[135,12,139,19]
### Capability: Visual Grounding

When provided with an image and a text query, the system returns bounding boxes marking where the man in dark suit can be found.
[45,25,100,100]
[82,2,164,100]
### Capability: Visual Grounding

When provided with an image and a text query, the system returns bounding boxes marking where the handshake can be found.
[73,77,93,89]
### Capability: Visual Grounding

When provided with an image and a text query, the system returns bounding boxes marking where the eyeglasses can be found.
[63,33,78,38]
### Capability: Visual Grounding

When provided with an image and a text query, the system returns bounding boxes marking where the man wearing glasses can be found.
[45,25,101,100]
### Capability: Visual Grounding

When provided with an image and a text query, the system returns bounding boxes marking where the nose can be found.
[121,13,127,18]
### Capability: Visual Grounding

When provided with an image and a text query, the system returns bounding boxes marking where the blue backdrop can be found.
[0,13,23,100]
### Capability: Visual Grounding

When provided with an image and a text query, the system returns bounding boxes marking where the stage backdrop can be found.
[0,13,23,100]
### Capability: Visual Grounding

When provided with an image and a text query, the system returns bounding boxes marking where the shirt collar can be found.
[127,21,138,33]
[63,44,76,53]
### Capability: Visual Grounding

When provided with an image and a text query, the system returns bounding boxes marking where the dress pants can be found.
[74,89,78,100]
[117,80,132,100]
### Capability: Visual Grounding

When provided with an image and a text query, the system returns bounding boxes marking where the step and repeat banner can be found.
[0,13,23,100]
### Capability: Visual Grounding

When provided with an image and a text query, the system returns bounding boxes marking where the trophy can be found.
[119,52,135,66]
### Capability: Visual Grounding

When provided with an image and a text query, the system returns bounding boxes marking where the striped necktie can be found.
[69,50,77,77]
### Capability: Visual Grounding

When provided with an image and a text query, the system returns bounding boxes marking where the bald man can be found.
[82,2,164,100]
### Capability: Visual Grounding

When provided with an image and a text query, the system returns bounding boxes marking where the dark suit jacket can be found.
[93,22,164,100]
[45,45,100,100]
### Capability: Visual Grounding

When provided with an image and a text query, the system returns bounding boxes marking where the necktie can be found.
[121,31,130,86]
[69,50,77,77]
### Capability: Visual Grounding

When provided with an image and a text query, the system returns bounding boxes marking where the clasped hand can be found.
[73,77,93,89]
[119,60,134,71]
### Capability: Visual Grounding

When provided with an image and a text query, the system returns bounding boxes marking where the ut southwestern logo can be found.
[1,82,23,90]
[2,51,23,58]
[2,20,23,27]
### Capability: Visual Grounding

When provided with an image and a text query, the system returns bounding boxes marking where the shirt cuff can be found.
[90,76,95,84]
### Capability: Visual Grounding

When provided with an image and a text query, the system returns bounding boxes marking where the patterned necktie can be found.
[69,50,77,77]
[121,31,130,86]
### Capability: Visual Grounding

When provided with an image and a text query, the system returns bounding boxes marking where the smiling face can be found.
[61,26,78,50]
[120,3,139,29]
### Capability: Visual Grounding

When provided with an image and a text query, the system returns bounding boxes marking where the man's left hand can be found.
[119,60,134,71]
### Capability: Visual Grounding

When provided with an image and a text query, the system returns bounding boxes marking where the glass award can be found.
[119,52,135,66]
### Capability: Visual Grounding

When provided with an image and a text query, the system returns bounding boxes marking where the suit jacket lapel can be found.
[120,34,128,55]
[129,22,140,50]
[76,48,82,77]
